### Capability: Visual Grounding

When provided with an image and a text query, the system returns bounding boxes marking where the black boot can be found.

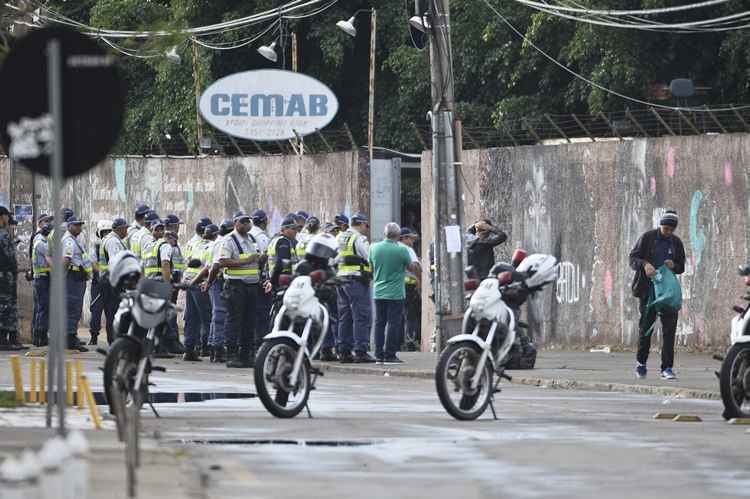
[226,348,254,368]
[163,338,186,355]
[32,330,43,347]
[213,346,226,363]
[38,330,48,347]
[67,335,89,353]
[200,345,212,357]
[319,348,338,362]
[8,333,28,351]
[88,333,98,346]
[182,348,202,362]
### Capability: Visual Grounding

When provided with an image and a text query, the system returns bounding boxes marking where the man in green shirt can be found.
[369,223,420,364]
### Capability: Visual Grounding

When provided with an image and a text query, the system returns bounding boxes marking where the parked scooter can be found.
[435,252,559,421]
[254,234,339,418]
[101,251,187,434]
[718,264,750,419]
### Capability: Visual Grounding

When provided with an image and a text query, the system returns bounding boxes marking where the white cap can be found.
[66,430,89,457]
[0,456,25,482]
[38,437,70,470]
[19,450,40,480]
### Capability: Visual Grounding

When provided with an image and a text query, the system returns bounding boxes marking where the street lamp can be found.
[257,41,278,62]
[165,45,181,64]
[336,9,377,166]
[409,14,431,32]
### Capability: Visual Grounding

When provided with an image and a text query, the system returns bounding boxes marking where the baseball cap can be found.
[233,210,251,222]
[295,210,309,221]
[400,227,418,238]
[164,214,182,225]
[306,216,320,227]
[67,216,85,225]
[61,208,74,222]
[203,224,219,236]
[134,204,151,217]
[251,209,268,224]
[334,213,349,225]
[323,223,337,234]
[281,214,301,230]
[112,218,128,230]
[351,212,368,225]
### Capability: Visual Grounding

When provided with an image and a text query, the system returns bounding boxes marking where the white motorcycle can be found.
[254,235,338,418]
[719,264,750,419]
[435,253,559,421]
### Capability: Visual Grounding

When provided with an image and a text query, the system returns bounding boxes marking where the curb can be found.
[317,364,721,401]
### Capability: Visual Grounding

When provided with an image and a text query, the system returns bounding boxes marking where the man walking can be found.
[629,210,685,380]
[0,206,22,350]
[369,223,420,364]
[218,212,261,368]
[336,212,375,363]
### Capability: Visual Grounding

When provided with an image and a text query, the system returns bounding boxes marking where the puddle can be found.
[176,439,376,447]
[29,391,255,405]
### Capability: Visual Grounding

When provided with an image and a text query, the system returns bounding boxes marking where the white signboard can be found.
[199,69,339,141]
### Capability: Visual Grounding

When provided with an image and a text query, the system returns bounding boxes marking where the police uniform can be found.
[62,228,92,348]
[249,223,271,350]
[0,224,19,347]
[208,234,228,355]
[89,236,106,344]
[400,241,421,350]
[128,225,150,263]
[183,236,213,355]
[100,231,127,343]
[219,228,260,365]
[165,237,184,344]
[335,228,372,357]
[31,231,51,346]
[142,235,173,281]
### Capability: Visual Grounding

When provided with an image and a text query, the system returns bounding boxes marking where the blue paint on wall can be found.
[115,158,127,202]
[689,190,706,269]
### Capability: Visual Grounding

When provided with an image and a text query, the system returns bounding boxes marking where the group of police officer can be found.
[24,203,421,365]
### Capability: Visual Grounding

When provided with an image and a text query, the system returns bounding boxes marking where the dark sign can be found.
[0,27,125,178]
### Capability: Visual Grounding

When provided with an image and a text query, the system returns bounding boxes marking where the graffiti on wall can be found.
[556,261,585,304]
[524,164,551,252]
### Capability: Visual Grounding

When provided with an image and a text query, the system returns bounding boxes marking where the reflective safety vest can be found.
[129,227,149,262]
[32,237,50,277]
[337,230,371,276]
[143,238,168,278]
[405,269,418,286]
[183,239,208,281]
[223,234,260,282]
[171,245,185,279]
[97,241,107,273]
[267,235,298,275]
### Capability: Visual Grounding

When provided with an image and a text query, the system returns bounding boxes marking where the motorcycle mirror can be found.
[464,266,478,279]
[310,270,326,283]
[739,265,750,276]
[464,278,479,291]
[498,271,513,286]
[511,249,528,268]
[279,274,292,287]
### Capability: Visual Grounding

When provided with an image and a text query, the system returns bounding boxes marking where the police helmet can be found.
[108,250,142,289]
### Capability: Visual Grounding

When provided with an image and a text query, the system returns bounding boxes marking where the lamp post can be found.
[336,9,377,166]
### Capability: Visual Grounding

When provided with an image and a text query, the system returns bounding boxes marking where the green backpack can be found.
[641,265,683,336]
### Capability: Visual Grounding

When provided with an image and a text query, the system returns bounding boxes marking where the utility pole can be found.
[428,0,464,350]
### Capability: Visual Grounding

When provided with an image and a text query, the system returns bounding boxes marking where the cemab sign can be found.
[199,69,339,141]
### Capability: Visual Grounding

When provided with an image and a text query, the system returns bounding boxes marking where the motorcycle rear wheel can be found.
[435,341,494,421]
[720,342,750,420]
[254,337,311,418]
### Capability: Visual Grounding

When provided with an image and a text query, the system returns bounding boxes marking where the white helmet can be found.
[305,233,338,261]
[108,250,142,288]
[516,254,559,288]
[96,219,113,238]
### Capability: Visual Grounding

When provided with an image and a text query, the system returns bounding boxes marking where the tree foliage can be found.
[5,0,749,153]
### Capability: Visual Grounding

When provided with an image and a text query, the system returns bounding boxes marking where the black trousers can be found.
[224,280,258,355]
[636,290,678,370]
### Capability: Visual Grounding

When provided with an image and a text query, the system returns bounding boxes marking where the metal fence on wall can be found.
[412,106,750,150]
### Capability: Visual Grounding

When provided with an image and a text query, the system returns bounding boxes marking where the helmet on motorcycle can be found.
[305,233,338,261]
[108,250,142,289]
[515,254,559,288]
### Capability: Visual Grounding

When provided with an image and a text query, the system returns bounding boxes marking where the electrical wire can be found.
[515,0,729,17]
[479,0,750,112]
[191,21,280,50]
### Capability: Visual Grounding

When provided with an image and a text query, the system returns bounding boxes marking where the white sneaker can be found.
[661,368,677,380]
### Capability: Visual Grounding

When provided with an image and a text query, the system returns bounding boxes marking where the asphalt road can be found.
[133,369,750,499]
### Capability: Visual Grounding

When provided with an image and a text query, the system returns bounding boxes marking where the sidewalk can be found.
[318,350,723,400]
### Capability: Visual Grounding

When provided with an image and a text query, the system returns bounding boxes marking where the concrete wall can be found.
[0,151,365,339]
[422,134,750,350]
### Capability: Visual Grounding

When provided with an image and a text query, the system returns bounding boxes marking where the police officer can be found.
[197,220,233,363]
[266,214,300,292]
[100,218,129,344]
[62,216,90,352]
[336,212,375,363]
[89,220,112,345]
[250,209,271,352]
[296,216,321,258]
[218,211,261,368]
[130,207,156,262]
[184,224,216,361]
[0,206,22,350]
[185,217,212,263]
[399,227,422,351]
[126,204,150,251]
[165,229,186,353]
[30,215,54,347]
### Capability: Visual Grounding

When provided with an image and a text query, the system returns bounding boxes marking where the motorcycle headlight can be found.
[139,294,168,313]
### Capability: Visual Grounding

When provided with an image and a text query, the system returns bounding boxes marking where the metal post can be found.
[191,40,204,151]
[368,9,377,167]
[46,38,66,435]
[292,32,298,72]
[429,0,463,350]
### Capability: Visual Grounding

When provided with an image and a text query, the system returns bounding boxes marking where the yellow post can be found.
[39,359,46,404]
[65,360,73,406]
[10,355,25,403]
[29,358,38,403]
[75,360,84,410]
[80,375,103,430]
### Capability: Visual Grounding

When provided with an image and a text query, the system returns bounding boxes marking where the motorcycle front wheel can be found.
[254,337,311,418]
[103,337,147,419]
[720,342,750,419]
[435,341,494,421]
